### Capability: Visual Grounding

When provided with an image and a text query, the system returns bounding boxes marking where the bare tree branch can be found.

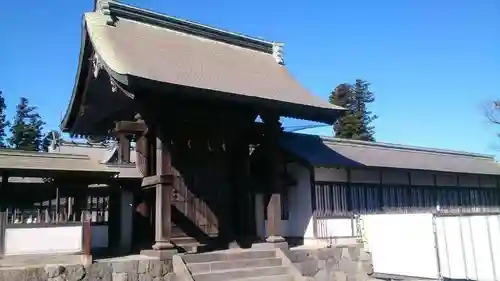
[483,100,500,125]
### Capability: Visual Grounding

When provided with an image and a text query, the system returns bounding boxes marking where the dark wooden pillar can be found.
[115,119,148,164]
[114,122,131,164]
[261,112,285,243]
[0,173,8,257]
[82,209,92,265]
[55,187,60,222]
[118,134,131,164]
[152,132,175,250]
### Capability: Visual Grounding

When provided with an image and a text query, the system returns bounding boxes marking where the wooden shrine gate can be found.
[62,0,344,254]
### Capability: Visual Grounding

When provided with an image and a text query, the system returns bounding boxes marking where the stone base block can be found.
[80,254,93,266]
[152,241,175,250]
[140,249,178,260]
[251,241,289,250]
[266,235,286,243]
[227,240,242,249]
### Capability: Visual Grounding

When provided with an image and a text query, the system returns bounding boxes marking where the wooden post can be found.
[115,118,147,165]
[0,173,8,258]
[55,187,60,223]
[81,210,92,266]
[152,132,175,250]
[118,134,131,164]
[261,112,285,243]
[68,197,74,221]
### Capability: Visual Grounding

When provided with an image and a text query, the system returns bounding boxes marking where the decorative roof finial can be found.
[94,0,115,25]
[272,43,284,65]
[95,0,109,12]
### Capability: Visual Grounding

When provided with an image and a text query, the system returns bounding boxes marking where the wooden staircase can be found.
[170,175,220,252]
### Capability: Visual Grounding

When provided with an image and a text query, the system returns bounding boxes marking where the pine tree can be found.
[8,97,45,151]
[329,79,377,141]
[352,79,377,141]
[0,91,9,148]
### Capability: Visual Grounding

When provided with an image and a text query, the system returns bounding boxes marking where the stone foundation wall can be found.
[0,258,173,281]
[286,245,373,281]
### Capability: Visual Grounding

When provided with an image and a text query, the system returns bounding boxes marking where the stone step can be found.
[178,243,205,253]
[171,237,198,244]
[183,250,276,264]
[235,274,294,281]
[192,266,289,281]
[187,257,283,273]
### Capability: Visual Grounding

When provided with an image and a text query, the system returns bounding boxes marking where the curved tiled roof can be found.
[62,1,344,132]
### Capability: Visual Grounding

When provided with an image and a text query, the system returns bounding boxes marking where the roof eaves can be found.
[106,1,276,54]
[319,135,496,160]
[100,145,118,164]
[62,13,132,134]
[61,16,91,132]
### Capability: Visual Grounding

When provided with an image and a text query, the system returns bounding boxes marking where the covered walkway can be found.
[0,149,118,257]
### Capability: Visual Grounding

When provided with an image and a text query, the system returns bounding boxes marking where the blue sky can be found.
[1,1,499,155]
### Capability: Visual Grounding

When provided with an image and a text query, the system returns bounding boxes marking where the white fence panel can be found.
[436,214,500,281]
[314,217,358,246]
[362,213,439,279]
[316,212,500,280]
[488,216,500,281]
[316,217,355,237]
[5,225,83,255]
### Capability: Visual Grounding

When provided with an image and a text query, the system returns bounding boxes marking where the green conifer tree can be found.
[329,79,377,141]
[8,97,45,151]
[0,91,9,148]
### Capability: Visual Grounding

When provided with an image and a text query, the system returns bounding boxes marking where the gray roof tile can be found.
[82,6,344,124]
[281,133,500,175]
[0,149,118,178]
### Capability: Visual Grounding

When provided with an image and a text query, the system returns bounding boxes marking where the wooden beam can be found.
[141,175,173,189]
[114,120,148,134]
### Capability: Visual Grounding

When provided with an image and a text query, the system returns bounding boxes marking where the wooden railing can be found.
[171,176,218,237]
[6,195,109,225]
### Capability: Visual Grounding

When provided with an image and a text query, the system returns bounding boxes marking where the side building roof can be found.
[281,133,500,175]
[0,149,118,178]
[50,141,142,179]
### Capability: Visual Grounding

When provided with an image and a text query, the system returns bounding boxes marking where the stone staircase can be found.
[173,248,306,281]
